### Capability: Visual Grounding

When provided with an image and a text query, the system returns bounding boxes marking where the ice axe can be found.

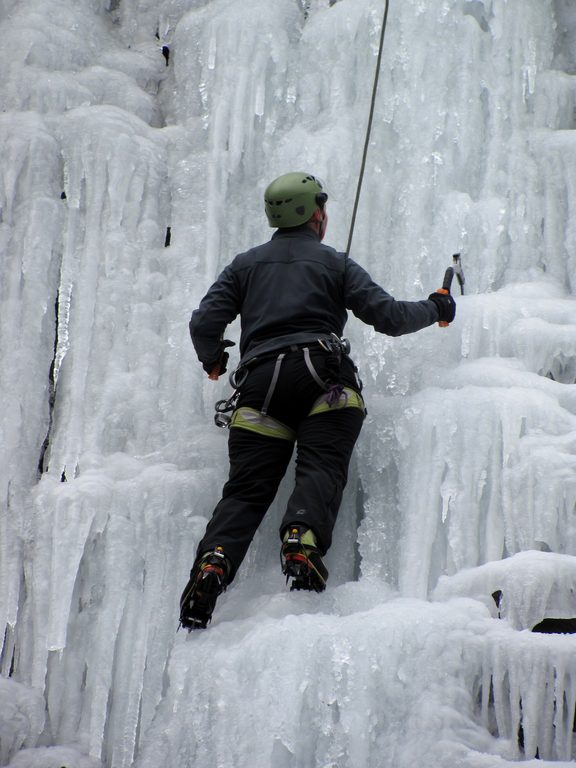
[436,254,464,328]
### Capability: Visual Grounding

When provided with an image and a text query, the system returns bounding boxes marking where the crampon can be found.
[179,547,229,630]
[281,525,328,593]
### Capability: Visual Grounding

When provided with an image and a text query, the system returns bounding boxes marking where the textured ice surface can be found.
[434,551,576,630]
[0,0,575,766]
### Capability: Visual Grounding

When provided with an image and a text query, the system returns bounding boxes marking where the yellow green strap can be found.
[308,387,365,416]
[230,407,296,441]
[230,387,365,440]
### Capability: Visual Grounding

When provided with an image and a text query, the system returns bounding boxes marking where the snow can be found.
[0,0,575,766]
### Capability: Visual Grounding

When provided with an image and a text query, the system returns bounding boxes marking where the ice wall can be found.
[0,0,575,766]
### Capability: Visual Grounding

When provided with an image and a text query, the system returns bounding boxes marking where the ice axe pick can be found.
[452,253,465,295]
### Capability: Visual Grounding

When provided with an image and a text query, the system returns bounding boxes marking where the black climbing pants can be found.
[196,347,365,581]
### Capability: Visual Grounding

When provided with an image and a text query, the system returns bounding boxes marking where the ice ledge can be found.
[433,550,576,631]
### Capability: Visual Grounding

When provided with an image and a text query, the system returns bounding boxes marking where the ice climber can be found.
[179,172,456,629]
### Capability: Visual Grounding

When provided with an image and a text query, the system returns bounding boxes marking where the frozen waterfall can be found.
[1,0,576,766]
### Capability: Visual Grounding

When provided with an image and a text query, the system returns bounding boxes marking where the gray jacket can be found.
[189,228,439,367]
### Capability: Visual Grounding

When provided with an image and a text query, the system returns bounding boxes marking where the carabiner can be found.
[330,333,350,355]
[213,389,240,429]
[214,412,232,428]
[229,365,249,389]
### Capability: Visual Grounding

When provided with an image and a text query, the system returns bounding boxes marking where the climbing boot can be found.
[281,525,328,593]
[179,546,230,630]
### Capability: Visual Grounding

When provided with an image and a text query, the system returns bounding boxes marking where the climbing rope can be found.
[346,0,391,255]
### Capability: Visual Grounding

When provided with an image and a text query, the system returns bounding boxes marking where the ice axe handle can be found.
[437,267,454,328]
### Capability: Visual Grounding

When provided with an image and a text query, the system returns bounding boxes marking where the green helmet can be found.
[264,172,328,228]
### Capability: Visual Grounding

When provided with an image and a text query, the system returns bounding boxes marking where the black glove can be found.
[428,291,456,324]
[202,339,236,377]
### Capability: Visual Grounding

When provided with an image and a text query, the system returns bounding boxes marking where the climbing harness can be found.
[227,384,365,441]
[212,335,362,433]
[346,0,391,256]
